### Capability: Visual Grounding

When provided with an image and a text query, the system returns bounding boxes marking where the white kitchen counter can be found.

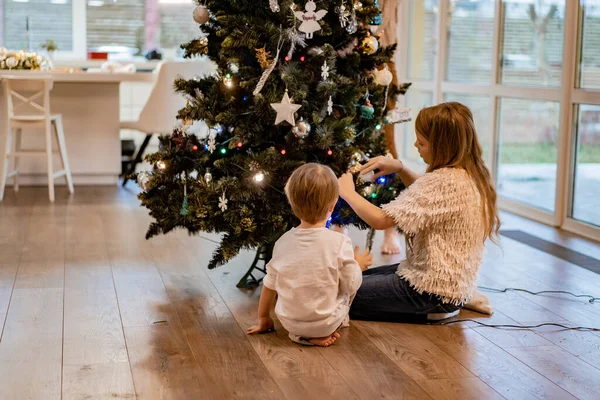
[0,71,156,186]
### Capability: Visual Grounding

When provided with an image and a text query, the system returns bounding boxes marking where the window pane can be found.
[444,93,492,166]
[497,98,559,211]
[159,2,199,50]
[408,0,438,81]
[446,0,495,84]
[500,0,564,87]
[3,0,72,51]
[579,0,600,90]
[403,91,433,162]
[87,0,145,53]
[572,104,600,227]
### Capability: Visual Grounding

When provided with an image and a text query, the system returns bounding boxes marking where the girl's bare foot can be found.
[382,227,402,254]
[308,332,341,347]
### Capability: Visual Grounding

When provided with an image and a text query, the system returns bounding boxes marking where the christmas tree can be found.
[137,0,410,281]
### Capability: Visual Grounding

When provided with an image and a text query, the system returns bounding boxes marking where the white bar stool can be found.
[0,75,74,202]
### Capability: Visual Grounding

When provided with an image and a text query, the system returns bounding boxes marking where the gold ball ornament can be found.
[193,5,210,24]
[361,34,379,55]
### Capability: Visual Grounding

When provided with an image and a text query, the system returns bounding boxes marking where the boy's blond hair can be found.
[285,163,339,224]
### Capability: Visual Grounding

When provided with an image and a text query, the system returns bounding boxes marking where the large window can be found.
[399,0,600,240]
[1,0,200,58]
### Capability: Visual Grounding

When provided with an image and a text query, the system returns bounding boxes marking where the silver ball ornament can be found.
[204,171,213,183]
[292,119,311,139]
[374,68,393,86]
[137,171,153,191]
[361,35,379,55]
[193,5,210,24]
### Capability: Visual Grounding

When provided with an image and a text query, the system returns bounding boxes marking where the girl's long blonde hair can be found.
[415,102,500,242]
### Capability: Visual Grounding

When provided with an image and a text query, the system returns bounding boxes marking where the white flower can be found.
[5,57,18,69]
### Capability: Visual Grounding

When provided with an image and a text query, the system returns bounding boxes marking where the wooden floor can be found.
[1,187,600,400]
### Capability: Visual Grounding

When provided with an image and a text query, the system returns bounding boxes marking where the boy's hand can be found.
[354,246,373,271]
[247,317,275,335]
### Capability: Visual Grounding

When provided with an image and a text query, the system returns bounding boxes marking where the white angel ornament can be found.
[295,1,327,39]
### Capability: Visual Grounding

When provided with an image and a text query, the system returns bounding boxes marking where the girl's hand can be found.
[247,317,275,334]
[354,246,373,271]
[338,173,356,199]
[361,156,403,180]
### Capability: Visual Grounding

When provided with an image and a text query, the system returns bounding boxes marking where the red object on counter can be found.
[87,51,108,60]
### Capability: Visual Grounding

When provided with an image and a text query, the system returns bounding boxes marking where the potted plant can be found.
[40,39,58,60]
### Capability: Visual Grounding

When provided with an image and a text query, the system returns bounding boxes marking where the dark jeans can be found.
[349,264,461,323]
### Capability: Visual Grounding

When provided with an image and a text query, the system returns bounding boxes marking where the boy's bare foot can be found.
[382,227,402,254]
[308,332,341,347]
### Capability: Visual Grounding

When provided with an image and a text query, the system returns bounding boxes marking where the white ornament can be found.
[193,5,210,24]
[336,2,351,28]
[294,1,327,39]
[207,136,216,153]
[321,61,330,81]
[386,108,412,124]
[5,57,18,69]
[374,68,393,86]
[327,96,333,115]
[271,90,302,125]
[218,192,228,212]
[269,0,280,12]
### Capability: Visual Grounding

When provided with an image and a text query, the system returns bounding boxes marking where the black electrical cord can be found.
[428,286,600,331]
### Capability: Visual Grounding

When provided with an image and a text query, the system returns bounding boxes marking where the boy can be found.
[247,163,372,346]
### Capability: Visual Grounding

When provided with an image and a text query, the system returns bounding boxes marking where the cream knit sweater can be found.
[382,167,484,306]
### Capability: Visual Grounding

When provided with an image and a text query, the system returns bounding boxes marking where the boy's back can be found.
[264,227,362,338]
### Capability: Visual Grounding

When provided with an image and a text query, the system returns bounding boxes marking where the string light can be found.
[216,126,223,134]
[204,144,209,150]
[220,148,227,154]
[377,176,386,184]
[371,192,378,199]
[243,96,248,101]
[376,123,382,130]
[237,142,243,148]
[156,160,167,170]
[253,172,265,182]
[300,56,305,62]
[192,145,198,151]
[281,149,286,155]
[327,149,333,156]
[285,56,290,61]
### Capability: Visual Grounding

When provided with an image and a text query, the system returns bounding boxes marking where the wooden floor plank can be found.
[504,345,600,400]
[14,243,65,289]
[537,327,600,371]
[413,324,577,400]
[354,321,475,382]
[0,288,63,400]
[61,244,135,399]
[418,377,505,400]
[0,245,20,314]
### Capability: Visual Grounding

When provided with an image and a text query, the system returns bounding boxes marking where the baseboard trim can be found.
[4,174,119,186]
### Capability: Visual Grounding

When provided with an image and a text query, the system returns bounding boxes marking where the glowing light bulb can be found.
[281,149,286,155]
[377,176,386,184]
[376,123,382,130]
[192,145,198,151]
[220,148,227,154]
[327,149,333,156]
[371,192,378,199]
[156,160,167,170]
[300,56,305,62]
[254,172,265,182]
[285,56,290,61]
[237,142,243,148]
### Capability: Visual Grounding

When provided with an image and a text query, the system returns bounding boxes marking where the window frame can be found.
[397,0,600,242]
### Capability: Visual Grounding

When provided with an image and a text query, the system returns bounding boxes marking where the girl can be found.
[338,102,500,321]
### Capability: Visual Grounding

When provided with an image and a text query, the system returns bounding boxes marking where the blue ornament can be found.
[371,0,382,25]
[359,99,375,119]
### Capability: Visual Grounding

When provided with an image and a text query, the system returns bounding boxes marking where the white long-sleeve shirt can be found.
[263,227,362,338]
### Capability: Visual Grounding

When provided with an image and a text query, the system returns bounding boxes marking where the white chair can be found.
[0,76,74,202]
[121,58,215,186]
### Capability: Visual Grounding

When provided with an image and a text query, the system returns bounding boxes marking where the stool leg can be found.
[53,117,74,194]
[0,127,13,202]
[45,120,55,202]
[13,128,22,193]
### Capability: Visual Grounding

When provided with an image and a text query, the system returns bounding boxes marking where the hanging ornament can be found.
[219,192,228,212]
[361,33,379,55]
[370,0,383,25]
[269,0,280,12]
[385,108,412,124]
[156,160,167,170]
[137,171,153,191]
[346,2,358,34]
[359,99,375,120]
[335,1,351,28]
[327,96,333,115]
[180,172,189,216]
[254,34,284,96]
[204,169,213,183]
[255,47,272,69]
[271,89,302,125]
[207,136,216,153]
[193,5,210,24]
[292,118,311,139]
[321,61,330,81]
[223,73,234,88]
[294,1,327,39]
[373,67,393,86]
